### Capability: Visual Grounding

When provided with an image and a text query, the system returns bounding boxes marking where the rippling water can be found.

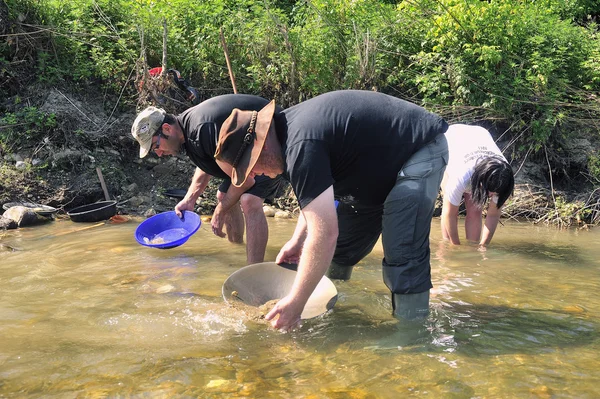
[0,216,599,397]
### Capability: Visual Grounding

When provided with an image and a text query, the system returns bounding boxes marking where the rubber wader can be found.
[326,262,354,280]
[392,290,430,320]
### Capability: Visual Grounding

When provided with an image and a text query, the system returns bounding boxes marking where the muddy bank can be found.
[0,87,598,229]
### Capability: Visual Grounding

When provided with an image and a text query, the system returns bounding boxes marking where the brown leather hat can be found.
[215,100,276,187]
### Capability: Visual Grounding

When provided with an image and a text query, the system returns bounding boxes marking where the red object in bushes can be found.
[141,67,199,105]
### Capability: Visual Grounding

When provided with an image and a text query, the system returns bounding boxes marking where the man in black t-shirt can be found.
[131,94,283,264]
[214,90,449,330]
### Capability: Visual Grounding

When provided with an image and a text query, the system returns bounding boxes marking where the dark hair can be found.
[156,113,177,138]
[163,113,177,126]
[470,157,514,209]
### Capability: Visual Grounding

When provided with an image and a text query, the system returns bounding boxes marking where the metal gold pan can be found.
[222,262,338,319]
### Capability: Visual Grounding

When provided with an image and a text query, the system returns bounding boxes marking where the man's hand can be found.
[208,171,254,239]
[211,203,227,238]
[265,295,304,332]
[276,240,303,265]
[175,196,197,218]
[276,214,308,265]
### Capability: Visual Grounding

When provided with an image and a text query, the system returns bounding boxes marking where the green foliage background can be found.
[2,0,600,162]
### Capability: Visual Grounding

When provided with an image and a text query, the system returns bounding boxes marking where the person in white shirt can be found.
[441,124,514,249]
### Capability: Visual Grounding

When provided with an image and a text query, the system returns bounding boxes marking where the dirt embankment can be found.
[0,87,295,219]
[1,86,598,229]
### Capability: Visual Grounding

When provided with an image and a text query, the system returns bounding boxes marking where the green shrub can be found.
[0,106,57,153]
[588,154,600,185]
[396,0,599,152]
[3,0,599,161]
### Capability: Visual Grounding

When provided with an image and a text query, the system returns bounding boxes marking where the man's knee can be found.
[240,194,264,214]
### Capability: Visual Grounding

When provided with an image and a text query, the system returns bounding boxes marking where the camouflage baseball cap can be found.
[131,106,166,158]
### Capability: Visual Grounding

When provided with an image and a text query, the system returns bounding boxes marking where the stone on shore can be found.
[2,206,52,227]
[263,205,276,217]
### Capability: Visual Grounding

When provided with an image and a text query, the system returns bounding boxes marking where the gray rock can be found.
[263,205,276,217]
[2,206,51,227]
[123,183,139,196]
[514,161,546,185]
[563,138,593,167]
[274,210,291,219]
[0,216,17,230]
[51,149,86,169]
[152,160,179,178]
[128,196,145,207]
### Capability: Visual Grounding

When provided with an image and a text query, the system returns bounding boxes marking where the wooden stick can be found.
[219,27,237,94]
[161,18,168,77]
[54,222,105,237]
[96,167,110,201]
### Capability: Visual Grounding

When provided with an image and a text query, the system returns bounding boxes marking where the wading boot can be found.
[392,290,430,320]
[326,262,354,280]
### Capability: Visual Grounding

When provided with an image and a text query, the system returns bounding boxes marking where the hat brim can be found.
[139,140,152,158]
[231,100,276,187]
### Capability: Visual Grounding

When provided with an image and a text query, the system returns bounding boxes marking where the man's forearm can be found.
[187,168,211,199]
[290,216,337,306]
[217,180,254,214]
[290,214,308,247]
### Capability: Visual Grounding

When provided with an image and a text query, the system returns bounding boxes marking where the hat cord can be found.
[231,111,258,168]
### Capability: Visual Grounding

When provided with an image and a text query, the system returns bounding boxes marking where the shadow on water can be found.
[432,302,597,356]
[292,301,598,357]
[493,242,587,265]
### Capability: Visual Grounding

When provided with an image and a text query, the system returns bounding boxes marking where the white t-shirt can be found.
[443,124,506,206]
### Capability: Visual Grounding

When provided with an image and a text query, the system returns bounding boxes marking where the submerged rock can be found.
[0,243,18,251]
[274,210,291,219]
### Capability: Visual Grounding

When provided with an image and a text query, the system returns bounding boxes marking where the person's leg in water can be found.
[240,193,268,264]
[216,187,244,244]
[327,201,383,280]
[238,175,284,264]
[382,134,448,320]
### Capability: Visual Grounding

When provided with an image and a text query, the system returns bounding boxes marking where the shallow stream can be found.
[0,216,599,397]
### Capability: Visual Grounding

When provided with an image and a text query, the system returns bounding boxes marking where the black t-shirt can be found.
[179,94,270,179]
[276,90,448,208]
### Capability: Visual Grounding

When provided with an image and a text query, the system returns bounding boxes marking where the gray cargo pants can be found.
[331,133,448,294]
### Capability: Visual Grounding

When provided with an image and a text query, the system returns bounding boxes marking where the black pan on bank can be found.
[165,189,187,199]
[67,200,117,222]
